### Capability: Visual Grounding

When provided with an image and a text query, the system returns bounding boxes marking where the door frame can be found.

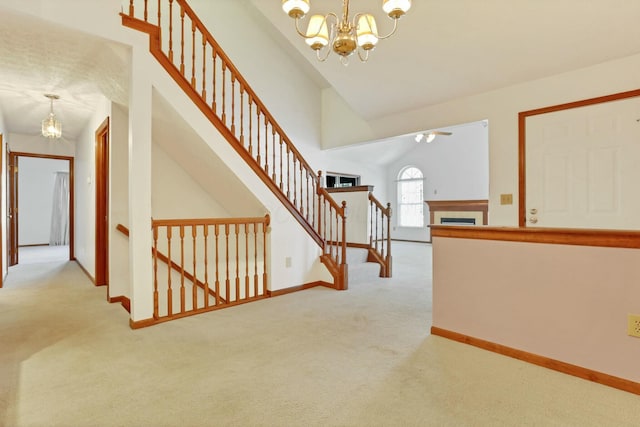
[0,134,3,288]
[7,151,75,263]
[518,88,640,227]
[8,150,17,267]
[95,118,109,287]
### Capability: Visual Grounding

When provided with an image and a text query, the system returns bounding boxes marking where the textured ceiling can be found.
[0,9,129,140]
[2,0,640,158]
[251,0,640,120]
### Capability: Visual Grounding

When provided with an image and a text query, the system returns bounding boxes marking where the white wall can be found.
[74,97,111,277]
[4,0,640,235]
[18,157,69,245]
[331,189,371,245]
[0,0,333,319]
[321,88,375,150]
[433,235,640,383]
[141,43,332,296]
[387,121,489,242]
[109,102,130,299]
[0,109,6,281]
[187,0,325,169]
[323,53,640,227]
[8,133,75,157]
[152,143,231,219]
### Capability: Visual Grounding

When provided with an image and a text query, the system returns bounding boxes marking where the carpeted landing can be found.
[1,242,639,426]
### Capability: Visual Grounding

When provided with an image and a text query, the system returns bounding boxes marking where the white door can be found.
[526,96,640,229]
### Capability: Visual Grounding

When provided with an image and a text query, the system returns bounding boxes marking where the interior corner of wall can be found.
[320,87,375,149]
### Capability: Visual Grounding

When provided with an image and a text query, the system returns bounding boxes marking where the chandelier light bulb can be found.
[282,0,310,18]
[382,0,412,19]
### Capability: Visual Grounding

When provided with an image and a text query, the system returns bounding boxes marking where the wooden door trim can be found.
[9,152,75,261]
[8,152,18,266]
[518,88,640,227]
[0,134,2,288]
[95,117,109,287]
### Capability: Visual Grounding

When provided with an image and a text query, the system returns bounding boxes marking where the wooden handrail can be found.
[368,192,390,214]
[116,223,226,303]
[115,223,130,236]
[368,192,392,277]
[121,0,348,289]
[153,215,270,227]
[120,215,270,322]
[174,0,317,179]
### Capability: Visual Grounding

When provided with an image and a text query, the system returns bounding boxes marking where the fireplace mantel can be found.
[425,199,488,225]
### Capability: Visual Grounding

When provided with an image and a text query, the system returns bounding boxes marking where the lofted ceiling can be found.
[1,0,640,156]
[251,0,640,120]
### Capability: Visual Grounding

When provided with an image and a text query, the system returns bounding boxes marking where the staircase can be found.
[346,247,383,283]
[120,0,348,289]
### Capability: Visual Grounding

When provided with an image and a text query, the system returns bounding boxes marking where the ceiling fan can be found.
[415,131,452,143]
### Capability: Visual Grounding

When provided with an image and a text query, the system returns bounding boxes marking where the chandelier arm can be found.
[316,47,332,62]
[376,17,399,40]
[356,48,370,63]
[351,12,364,28]
[294,13,338,39]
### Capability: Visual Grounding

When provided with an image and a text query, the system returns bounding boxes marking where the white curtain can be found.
[50,171,69,246]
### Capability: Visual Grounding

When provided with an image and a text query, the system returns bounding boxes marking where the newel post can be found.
[317,170,323,237]
[386,202,392,278]
[341,200,347,266]
[340,200,348,290]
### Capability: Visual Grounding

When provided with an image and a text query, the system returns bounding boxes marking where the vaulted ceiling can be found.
[251,0,640,120]
[1,0,640,149]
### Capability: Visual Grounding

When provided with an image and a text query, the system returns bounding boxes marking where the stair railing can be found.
[121,0,347,289]
[151,215,269,324]
[368,192,392,277]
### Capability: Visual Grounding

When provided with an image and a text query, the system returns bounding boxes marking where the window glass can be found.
[398,167,424,227]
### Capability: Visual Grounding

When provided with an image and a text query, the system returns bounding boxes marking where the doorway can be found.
[7,152,75,267]
[519,89,640,229]
[95,118,109,287]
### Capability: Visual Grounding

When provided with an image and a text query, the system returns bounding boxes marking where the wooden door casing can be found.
[95,118,109,287]
[7,152,75,265]
[8,152,18,266]
[518,90,640,229]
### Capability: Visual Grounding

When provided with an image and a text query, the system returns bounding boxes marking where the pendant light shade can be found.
[305,15,330,50]
[42,94,62,139]
[356,14,379,50]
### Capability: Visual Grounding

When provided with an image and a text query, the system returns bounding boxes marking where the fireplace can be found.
[425,200,488,226]
[440,217,476,225]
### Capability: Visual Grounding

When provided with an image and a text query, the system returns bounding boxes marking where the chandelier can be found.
[282,0,411,64]
[42,94,62,139]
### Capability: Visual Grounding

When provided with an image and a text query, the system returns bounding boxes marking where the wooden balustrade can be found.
[121,0,348,290]
[148,215,269,322]
[368,192,392,277]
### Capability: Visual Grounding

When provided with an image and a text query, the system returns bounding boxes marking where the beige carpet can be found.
[17,245,69,265]
[1,242,639,426]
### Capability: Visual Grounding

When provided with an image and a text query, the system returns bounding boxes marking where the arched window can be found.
[397,166,424,227]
